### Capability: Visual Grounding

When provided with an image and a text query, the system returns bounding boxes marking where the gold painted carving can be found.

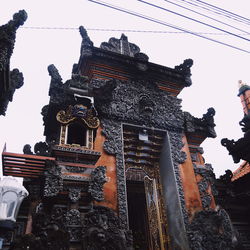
[144,176,165,250]
[56,104,100,129]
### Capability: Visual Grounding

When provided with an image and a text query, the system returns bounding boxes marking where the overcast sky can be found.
[1,0,250,177]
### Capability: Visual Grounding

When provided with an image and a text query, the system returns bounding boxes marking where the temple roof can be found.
[231,161,250,181]
[75,26,193,96]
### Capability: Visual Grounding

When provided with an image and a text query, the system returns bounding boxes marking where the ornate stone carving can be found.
[184,108,216,138]
[82,206,133,250]
[65,209,81,226]
[221,130,250,163]
[219,169,233,184]
[23,144,33,155]
[174,58,193,86]
[138,94,155,117]
[168,131,189,225]
[88,166,107,201]
[93,78,190,230]
[46,64,73,108]
[65,165,86,173]
[239,113,250,133]
[69,73,89,89]
[12,205,71,250]
[100,33,141,58]
[0,68,24,115]
[0,10,27,114]
[101,119,128,229]
[47,64,64,100]
[194,164,217,209]
[79,26,93,57]
[68,187,81,203]
[187,208,235,250]
[34,141,49,156]
[56,104,100,128]
[48,64,63,84]
[44,160,63,197]
[93,78,184,131]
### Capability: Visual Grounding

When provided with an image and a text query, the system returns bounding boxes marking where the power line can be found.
[178,0,250,26]
[138,0,250,42]
[20,26,250,36]
[161,0,250,34]
[190,0,250,24]
[87,0,250,54]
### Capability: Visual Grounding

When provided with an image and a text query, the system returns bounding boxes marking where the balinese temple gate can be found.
[2,27,235,250]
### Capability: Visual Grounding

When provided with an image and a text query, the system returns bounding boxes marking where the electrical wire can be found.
[20,26,250,36]
[178,0,250,26]
[161,0,250,34]
[88,0,250,54]
[138,0,250,42]
[190,0,250,24]
[182,0,250,25]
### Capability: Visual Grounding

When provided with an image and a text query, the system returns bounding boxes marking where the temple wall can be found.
[94,127,118,211]
[179,135,202,217]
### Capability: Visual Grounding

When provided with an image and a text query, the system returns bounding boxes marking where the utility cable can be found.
[190,0,250,24]
[88,0,250,54]
[20,26,250,36]
[138,0,250,42]
[161,0,250,35]
[178,0,250,26]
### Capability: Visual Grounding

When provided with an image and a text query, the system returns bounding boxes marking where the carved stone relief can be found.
[93,79,184,131]
[13,205,71,250]
[68,187,81,203]
[101,119,128,229]
[100,33,141,57]
[94,78,189,231]
[56,104,100,129]
[88,166,107,201]
[187,208,234,250]
[65,209,81,226]
[194,164,217,209]
[174,59,193,86]
[79,26,93,57]
[82,206,133,250]
[0,10,27,116]
[44,160,63,197]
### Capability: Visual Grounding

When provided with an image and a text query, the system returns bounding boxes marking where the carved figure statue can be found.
[34,141,49,156]
[23,144,33,155]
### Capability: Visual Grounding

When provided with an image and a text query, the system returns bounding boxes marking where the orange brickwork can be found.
[94,127,118,212]
[179,135,203,217]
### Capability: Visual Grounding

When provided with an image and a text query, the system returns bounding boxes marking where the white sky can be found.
[1,0,250,177]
